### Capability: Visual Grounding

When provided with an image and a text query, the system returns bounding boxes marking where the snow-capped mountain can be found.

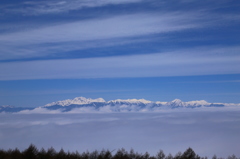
[40,96,240,112]
[166,99,210,108]
[0,105,33,113]
[45,97,105,107]
[108,98,152,104]
[0,105,14,109]
[1,96,240,113]
[43,97,225,108]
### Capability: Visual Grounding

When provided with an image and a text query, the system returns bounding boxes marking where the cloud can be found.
[0,1,238,61]
[18,107,63,114]
[1,0,143,16]
[0,46,239,80]
[1,112,240,157]
[0,11,214,60]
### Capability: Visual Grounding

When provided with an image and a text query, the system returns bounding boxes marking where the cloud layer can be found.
[1,112,240,158]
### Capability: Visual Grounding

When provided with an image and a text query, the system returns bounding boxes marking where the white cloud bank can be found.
[1,112,240,158]
[0,47,240,80]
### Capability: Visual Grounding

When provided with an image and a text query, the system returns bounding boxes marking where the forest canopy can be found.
[0,144,239,159]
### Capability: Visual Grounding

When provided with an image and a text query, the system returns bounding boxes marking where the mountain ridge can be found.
[1,96,240,113]
[43,96,234,107]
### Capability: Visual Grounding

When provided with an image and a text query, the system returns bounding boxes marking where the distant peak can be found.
[45,96,106,107]
[0,105,14,108]
[171,99,182,103]
[108,98,152,104]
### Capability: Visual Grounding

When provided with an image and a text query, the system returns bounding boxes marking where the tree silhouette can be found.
[174,152,182,159]
[12,148,22,159]
[227,154,238,159]
[113,148,129,159]
[181,147,198,159]
[0,144,239,159]
[22,144,38,159]
[166,153,173,159]
[212,154,217,159]
[56,148,67,159]
[156,150,165,159]
[46,147,57,159]
[38,148,47,159]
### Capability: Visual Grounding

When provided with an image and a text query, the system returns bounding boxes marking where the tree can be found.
[143,152,150,159]
[113,148,129,159]
[227,154,238,159]
[166,153,173,159]
[181,148,197,159]
[156,150,165,159]
[81,150,90,159]
[11,148,22,159]
[56,148,67,159]
[89,150,99,159]
[46,147,57,158]
[38,148,47,159]
[98,149,112,159]
[22,144,38,159]
[212,154,217,159]
[174,152,182,159]
[0,149,6,159]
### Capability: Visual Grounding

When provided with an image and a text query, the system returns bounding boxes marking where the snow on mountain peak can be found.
[168,99,184,106]
[45,96,106,107]
[0,105,14,108]
[187,100,209,106]
[43,96,228,109]
[108,98,152,104]
[171,99,182,103]
[167,99,210,107]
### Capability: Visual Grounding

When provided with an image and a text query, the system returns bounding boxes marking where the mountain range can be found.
[1,97,240,113]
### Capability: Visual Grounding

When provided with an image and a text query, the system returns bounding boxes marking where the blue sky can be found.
[0,0,240,107]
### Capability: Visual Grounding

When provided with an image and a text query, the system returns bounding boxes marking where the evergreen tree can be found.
[56,148,67,159]
[181,148,197,159]
[227,154,238,159]
[156,150,165,159]
[174,152,182,159]
[46,147,57,159]
[212,154,217,159]
[81,150,90,159]
[98,149,112,159]
[166,153,173,159]
[0,149,6,159]
[143,152,150,159]
[113,148,129,159]
[38,148,47,159]
[22,144,38,159]
[12,148,22,159]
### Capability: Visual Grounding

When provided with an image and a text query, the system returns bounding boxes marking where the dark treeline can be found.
[0,144,239,159]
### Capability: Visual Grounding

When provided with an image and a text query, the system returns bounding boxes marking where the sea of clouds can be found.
[1,110,240,158]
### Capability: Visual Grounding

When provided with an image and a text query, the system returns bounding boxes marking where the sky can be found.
[0,0,240,107]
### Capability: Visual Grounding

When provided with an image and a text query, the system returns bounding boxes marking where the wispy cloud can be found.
[2,0,143,16]
[1,46,239,80]
[0,0,238,61]
[0,10,222,61]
